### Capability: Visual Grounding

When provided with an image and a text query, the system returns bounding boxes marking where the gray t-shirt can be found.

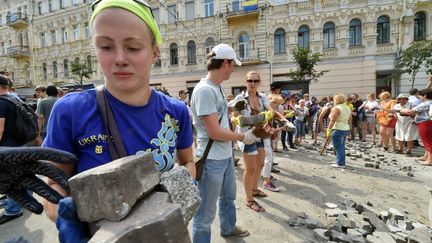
[36,96,58,134]
[191,76,232,160]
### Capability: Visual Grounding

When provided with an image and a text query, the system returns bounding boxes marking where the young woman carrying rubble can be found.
[42,0,195,241]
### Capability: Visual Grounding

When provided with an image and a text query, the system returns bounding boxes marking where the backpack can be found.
[0,95,39,145]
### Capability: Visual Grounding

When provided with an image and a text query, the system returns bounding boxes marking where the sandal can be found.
[246,200,265,212]
[252,189,268,197]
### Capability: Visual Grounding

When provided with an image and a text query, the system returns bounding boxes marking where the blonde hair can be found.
[379,91,391,100]
[246,71,261,80]
[267,94,284,104]
[333,93,346,105]
[367,93,375,100]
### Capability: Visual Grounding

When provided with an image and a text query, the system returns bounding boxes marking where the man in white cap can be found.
[191,43,259,242]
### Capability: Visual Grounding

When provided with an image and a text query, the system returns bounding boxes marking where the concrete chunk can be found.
[389,208,405,220]
[70,154,160,222]
[89,192,190,243]
[325,202,338,209]
[313,228,330,242]
[362,211,389,232]
[159,166,200,224]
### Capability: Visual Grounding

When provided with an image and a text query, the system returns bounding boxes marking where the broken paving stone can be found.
[365,163,375,168]
[89,192,190,243]
[342,199,357,209]
[374,163,380,169]
[305,217,325,229]
[337,215,356,229]
[325,202,338,209]
[366,201,373,206]
[325,208,346,217]
[379,211,390,221]
[366,231,397,243]
[287,216,305,227]
[407,172,414,177]
[386,219,403,233]
[388,208,405,220]
[70,153,160,223]
[362,211,389,232]
[407,228,431,243]
[159,166,200,224]
[331,231,355,243]
[313,228,331,242]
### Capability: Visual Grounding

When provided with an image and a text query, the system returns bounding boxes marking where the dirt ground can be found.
[1,136,431,243]
[207,136,432,243]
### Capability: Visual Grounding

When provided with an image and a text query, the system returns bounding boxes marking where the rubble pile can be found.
[69,153,200,243]
[288,199,432,243]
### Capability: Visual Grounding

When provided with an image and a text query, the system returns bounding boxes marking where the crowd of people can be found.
[0,0,432,242]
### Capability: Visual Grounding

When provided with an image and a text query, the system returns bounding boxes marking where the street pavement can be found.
[1,136,431,242]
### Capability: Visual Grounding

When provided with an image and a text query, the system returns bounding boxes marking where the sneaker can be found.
[329,164,345,169]
[290,145,297,149]
[221,226,250,237]
[263,182,280,192]
[272,162,279,166]
[270,175,278,181]
[0,212,23,225]
[0,199,5,209]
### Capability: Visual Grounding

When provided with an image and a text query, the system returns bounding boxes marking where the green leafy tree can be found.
[287,47,328,83]
[70,62,92,89]
[395,40,432,88]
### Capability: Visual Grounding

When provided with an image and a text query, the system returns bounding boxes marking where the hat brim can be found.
[234,58,242,66]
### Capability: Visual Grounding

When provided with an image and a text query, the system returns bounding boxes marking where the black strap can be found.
[95,85,127,160]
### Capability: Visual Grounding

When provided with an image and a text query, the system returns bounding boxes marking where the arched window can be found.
[170,43,178,65]
[87,55,92,72]
[323,22,335,49]
[187,40,196,64]
[205,37,215,54]
[53,61,58,78]
[377,16,390,44]
[298,25,309,48]
[414,12,426,41]
[42,62,47,79]
[63,59,69,77]
[274,28,286,54]
[74,57,80,64]
[349,19,362,46]
[239,33,249,60]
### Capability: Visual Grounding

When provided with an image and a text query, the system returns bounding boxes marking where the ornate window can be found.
[63,59,69,77]
[298,25,309,48]
[204,0,214,17]
[349,19,362,46]
[239,33,249,60]
[323,22,335,49]
[414,12,427,41]
[187,40,196,64]
[205,37,215,54]
[42,63,47,79]
[53,61,58,78]
[377,16,390,44]
[87,55,92,72]
[170,43,178,65]
[274,28,286,54]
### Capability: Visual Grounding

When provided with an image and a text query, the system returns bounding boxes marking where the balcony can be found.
[236,48,260,66]
[226,1,259,25]
[6,12,28,28]
[5,46,30,59]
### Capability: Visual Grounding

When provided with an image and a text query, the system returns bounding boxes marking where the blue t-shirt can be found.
[43,89,193,173]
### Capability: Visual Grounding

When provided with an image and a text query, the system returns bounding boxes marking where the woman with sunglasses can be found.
[232,71,274,212]
[42,0,195,241]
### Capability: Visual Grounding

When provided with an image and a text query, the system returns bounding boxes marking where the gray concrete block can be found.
[89,192,190,243]
[362,211,389,232]
[69,154,160,222]
[159,166,200,224]
[389,208,405,220]
[313,228,331,242]
[407,228,432,243]
[367,231,396,243]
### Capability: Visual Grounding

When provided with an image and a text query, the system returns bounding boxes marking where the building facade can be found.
[0,0,431,98]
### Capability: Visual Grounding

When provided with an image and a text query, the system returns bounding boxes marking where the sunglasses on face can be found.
[246,79,260,84]
[91,0,155,18]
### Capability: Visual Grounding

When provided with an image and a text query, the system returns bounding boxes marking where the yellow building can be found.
[1,0,431,99]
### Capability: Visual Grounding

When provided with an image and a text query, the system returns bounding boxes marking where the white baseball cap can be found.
[211,43,242,66]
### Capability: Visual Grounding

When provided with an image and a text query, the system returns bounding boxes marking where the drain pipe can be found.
[395,0,407,93]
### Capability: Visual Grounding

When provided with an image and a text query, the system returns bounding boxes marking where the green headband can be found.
[90,0,162,46]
